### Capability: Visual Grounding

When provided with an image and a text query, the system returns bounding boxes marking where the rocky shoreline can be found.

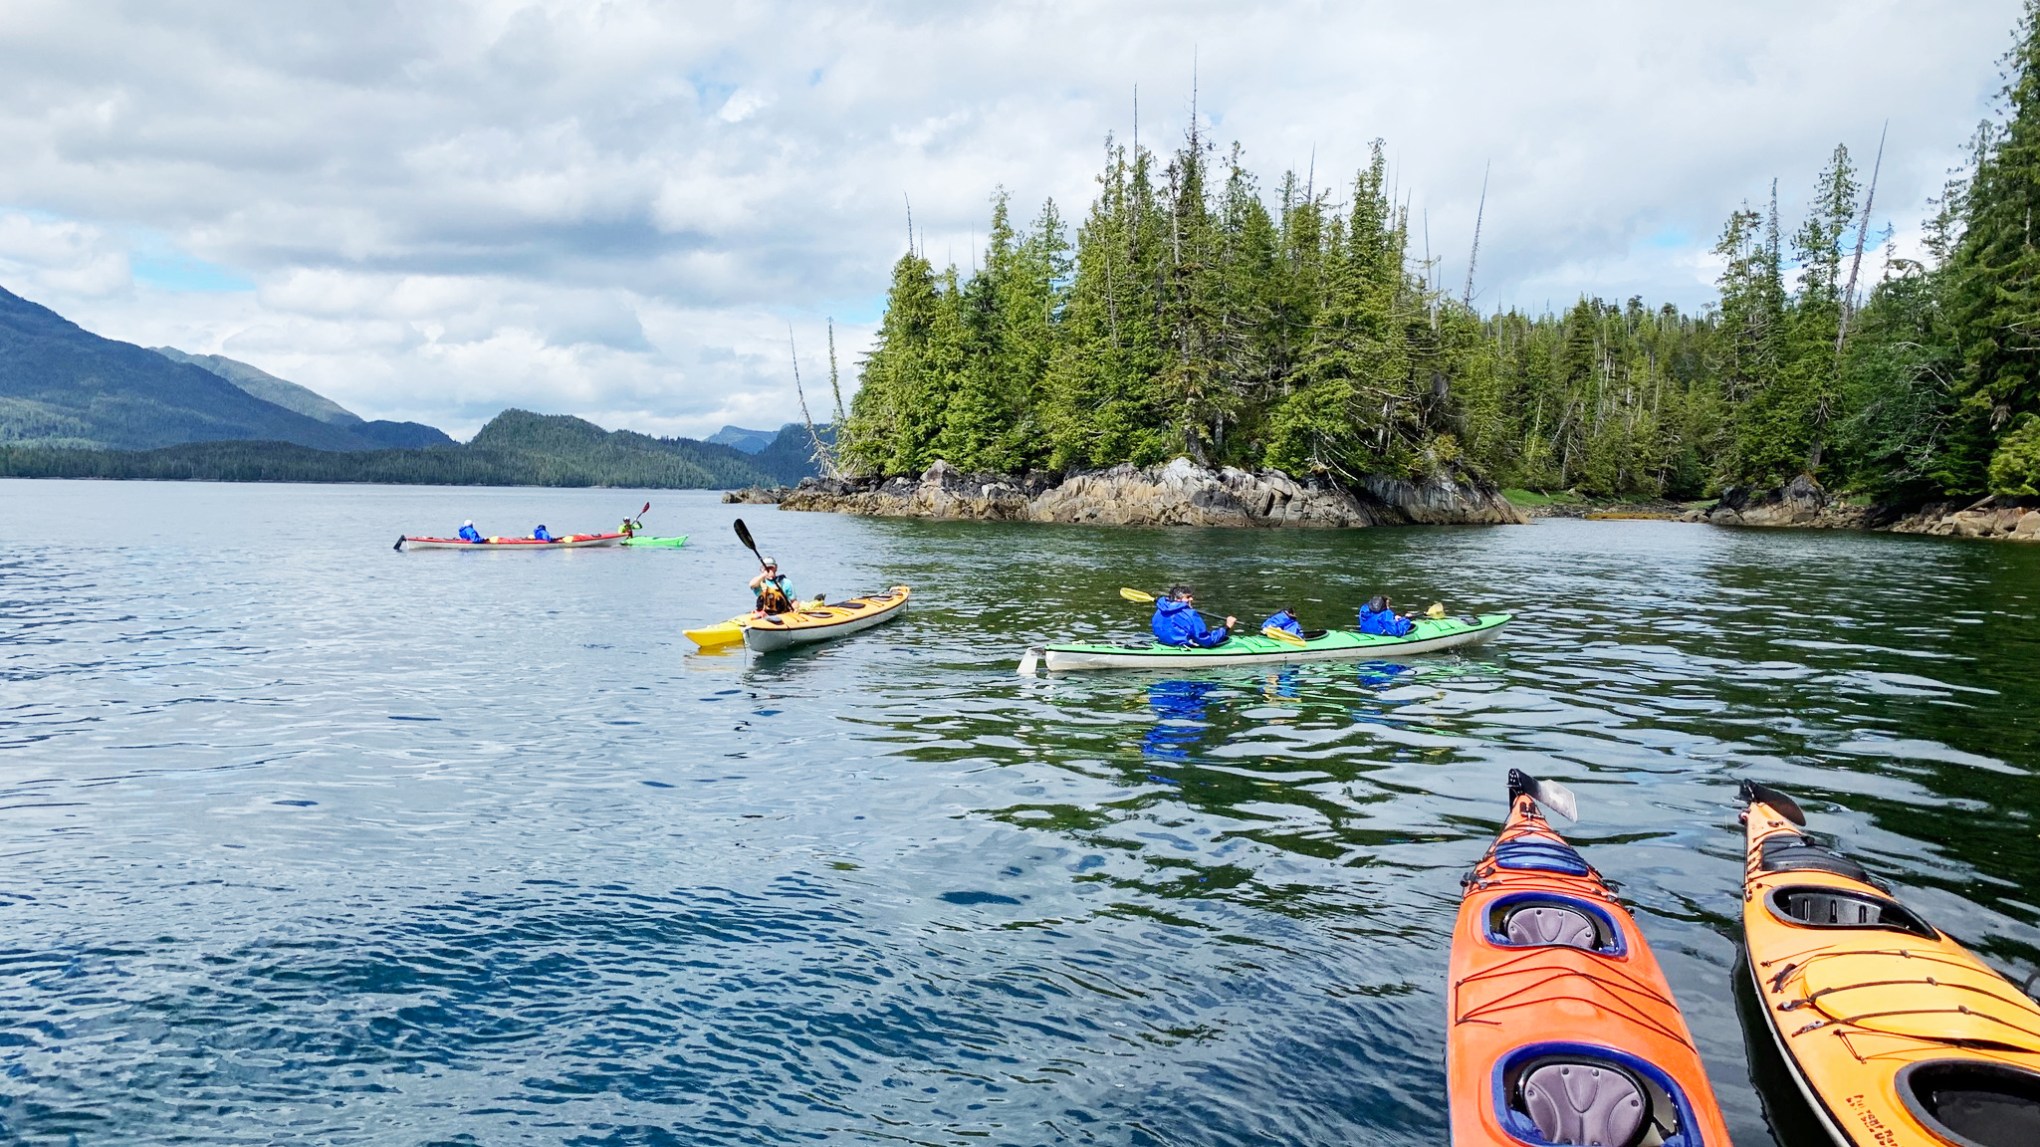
[724,457,1526,528]
[1703,475,2040,542]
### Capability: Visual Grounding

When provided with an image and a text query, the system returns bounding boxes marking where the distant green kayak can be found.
[1030,612,1511,672]
[621,534,688,548]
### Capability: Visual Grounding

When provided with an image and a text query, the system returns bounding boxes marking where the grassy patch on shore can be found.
[1501,489,1585,508]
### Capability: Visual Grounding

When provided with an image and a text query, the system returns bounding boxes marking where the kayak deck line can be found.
[1035,612,1510,671]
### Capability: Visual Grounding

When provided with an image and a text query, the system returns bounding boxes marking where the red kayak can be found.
[395,532,627,551]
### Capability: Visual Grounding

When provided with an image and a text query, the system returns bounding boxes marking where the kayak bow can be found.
[1738,780,2040,1147]
[1449,770,1731,1147]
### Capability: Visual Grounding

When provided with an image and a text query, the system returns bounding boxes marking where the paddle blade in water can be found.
[1119,587,1156,603]
[1508,768,1578,822]
[1016,647,1040,676]
[393,536,404,552]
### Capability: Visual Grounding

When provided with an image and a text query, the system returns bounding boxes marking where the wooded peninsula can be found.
[838,8,2040,509]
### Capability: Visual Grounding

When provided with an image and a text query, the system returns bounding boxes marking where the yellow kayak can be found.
[1738,780,2040,1147]
[683,599,827,649]
[741,587,909,652]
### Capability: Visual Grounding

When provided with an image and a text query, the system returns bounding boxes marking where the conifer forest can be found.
[841,4,2040,504]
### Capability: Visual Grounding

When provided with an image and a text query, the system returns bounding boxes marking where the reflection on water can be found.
[1,481,2038,1145]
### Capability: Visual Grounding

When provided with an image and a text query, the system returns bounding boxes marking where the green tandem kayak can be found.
[621,534,688,548]
[1030,612,1511,672]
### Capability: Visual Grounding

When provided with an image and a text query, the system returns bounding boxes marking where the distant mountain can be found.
[750,423,833,485]
[0,284,454,452]
[150,347,360,424]
[151,347,454,448]
[705,424,778,454]
[0,409,787,489]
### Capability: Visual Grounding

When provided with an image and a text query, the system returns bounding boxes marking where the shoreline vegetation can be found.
[817,4,2040,538]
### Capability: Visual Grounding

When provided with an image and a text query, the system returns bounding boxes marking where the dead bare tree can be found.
[788,324,839,479]
[1837,121,1888,356]
[1463,160,1490,308]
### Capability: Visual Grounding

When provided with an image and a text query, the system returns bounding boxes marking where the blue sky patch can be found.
[132,251,254,292]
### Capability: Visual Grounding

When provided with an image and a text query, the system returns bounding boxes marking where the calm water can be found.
[2,479,2037,1146]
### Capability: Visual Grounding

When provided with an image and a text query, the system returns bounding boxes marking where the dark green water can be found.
[2,481,2037,1144]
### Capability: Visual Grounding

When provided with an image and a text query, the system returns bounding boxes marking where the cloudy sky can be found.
[0,1,2024,440]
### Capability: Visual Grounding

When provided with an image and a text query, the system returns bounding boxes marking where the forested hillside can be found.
[844,2,2040,504]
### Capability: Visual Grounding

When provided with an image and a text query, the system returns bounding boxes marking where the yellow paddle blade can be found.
[1261,626,1307,647]
[1426,602,1446,618]
[1119,587,1157,603]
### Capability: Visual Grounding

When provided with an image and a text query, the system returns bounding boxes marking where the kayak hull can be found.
[1041,612,1509,672]
[1448,781,1730,1147]
[621,534,688,548]
[740,587,910,652]
[399,532,626,550]
[1739,785,2040,1147]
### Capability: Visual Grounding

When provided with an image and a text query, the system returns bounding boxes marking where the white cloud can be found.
[0,0,2024,437]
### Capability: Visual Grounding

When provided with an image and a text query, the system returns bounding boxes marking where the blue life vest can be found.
[1357,604,1414,636]
[1152,598,1229,647]
[1260,609,1303,637]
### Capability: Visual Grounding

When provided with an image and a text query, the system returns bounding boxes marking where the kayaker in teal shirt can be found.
[750,558,795,615]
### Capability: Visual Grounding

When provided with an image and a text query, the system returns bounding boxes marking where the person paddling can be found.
[1357,594,1415,636]
[749,558,795,616]
[457,519,484,543]
[531,524,554,542]
[1151,585,1236,648]
[1260,606,1304,638]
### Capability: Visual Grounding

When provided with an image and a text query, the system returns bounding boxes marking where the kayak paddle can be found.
[1016,646,1042,675]
[734,518,768,571]
[1507,768,1578,822]
[392,535,404,552]
[627,500,650,531]
[1118,587,1307,647]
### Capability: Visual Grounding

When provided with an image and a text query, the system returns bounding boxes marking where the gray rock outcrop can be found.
[768,457,1525,528]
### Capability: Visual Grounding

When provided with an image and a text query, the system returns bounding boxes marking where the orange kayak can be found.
[1448,770,1732,1147]
[1738,780,2040,1147]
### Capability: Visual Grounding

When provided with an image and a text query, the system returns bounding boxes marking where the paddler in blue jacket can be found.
[457,520,484,543]
[1152,586,1236,648]
[1260,606,1304,638]
[1357,595,1415,636]
[531,524,554,542]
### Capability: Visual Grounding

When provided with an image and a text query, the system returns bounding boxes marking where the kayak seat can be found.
[1493,839,1592,877]
[1758,833,1872,882]
[1504,904,1604,951]
[1900,1061,2040,1147]
[1766,886,1937,938]
[1302,629,1330,640]
[1518,1060,1649,1147]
